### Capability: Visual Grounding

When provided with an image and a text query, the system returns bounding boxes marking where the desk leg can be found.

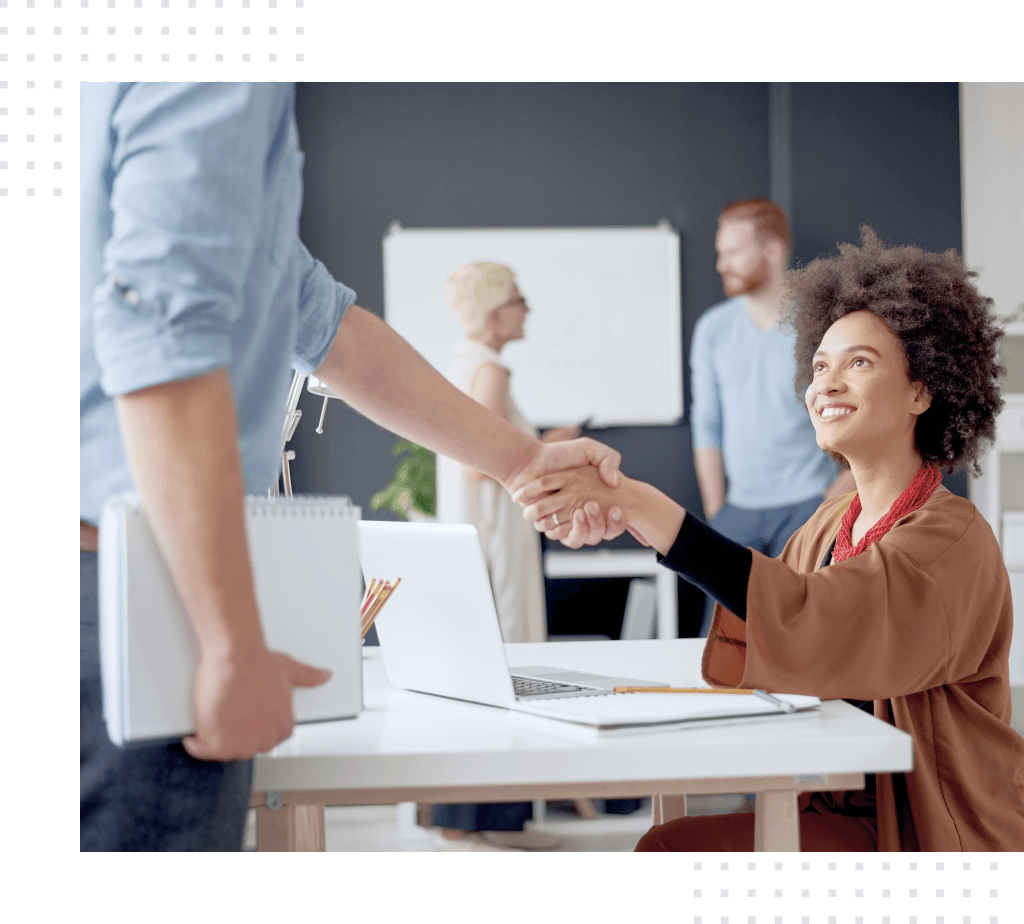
[753,790,799,851]
[255,804,326,852]
[651,794,688,825]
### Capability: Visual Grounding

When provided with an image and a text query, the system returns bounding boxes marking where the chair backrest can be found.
[620,577,658,640]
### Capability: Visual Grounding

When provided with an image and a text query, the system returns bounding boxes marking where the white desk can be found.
[543,549,678,639]
[251,640,913,851]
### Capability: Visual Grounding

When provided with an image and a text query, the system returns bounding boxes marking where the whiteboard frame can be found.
[380,226,684,428]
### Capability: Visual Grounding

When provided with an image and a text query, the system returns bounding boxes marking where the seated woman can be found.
[515,228,1024,851]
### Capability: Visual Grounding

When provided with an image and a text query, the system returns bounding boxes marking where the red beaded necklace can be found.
[832,461,943,563]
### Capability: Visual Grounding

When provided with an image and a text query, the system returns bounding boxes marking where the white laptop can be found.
[357,521,667,706]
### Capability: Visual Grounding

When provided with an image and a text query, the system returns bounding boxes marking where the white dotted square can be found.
[216,54,223,62]
[990,890,998,897]
[883,862,890,870]
[828,889,836,897]
[990,863,998,870]
[694,863,702,870]
[774,862,782,870]
[188,54,196,62]
[135,54,141,62]
[964,890,970,897]
[747,890,755,898]
[720,863,728,870]
[855,889,863,897]
[937,889,944,897]
[963,862,971,870]
[910,862,918,870]
[720,890,727,898]
[829,862,836,870]
[801,862,809,870]
[693,890,701,898]
[242,54,250,62]
[855,862,863,869]
[910,889,917,897]
[774,890,782,898]
[937,862,944,870]
[883,889,890,897]
[747,863,755,870]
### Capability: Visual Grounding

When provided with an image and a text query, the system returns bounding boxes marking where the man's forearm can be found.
[693,447,726,520]
[314,306,539,488]
[114,369,265,659]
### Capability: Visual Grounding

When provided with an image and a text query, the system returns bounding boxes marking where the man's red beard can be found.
[721,258,771,298]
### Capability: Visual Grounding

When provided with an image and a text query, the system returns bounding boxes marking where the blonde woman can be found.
[431,262,577,849]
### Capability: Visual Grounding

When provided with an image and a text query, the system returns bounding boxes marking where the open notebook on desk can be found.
[512,689,820,733]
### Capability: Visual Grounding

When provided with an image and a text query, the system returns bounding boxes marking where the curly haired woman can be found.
[516,228,1024,851]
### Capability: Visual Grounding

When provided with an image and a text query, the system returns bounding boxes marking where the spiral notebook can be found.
[98,494,364,746]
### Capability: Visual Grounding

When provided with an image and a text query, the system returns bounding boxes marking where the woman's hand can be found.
[517,466,652,550]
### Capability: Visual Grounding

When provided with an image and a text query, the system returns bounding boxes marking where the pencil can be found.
[613,686,756,694]
[361,577,401,638]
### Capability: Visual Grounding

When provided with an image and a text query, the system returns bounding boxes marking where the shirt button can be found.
[125,289,140,306]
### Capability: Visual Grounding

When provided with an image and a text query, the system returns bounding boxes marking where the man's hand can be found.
[515,464,650,550]
[508,438,627,546]
[183,646,332,761]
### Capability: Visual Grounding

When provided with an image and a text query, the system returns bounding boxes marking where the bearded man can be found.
[690,198,854,636]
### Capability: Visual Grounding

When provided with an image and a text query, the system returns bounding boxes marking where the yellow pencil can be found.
[613,686,756,694]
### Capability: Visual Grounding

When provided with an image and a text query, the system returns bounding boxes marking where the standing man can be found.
[80,82,620,851]
[690,198,854,635]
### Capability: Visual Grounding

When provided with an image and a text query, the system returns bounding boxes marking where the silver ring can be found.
[552,512,560,527]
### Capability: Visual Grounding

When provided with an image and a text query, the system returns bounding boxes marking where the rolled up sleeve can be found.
[288,239,356,375]
[92,82,285,396]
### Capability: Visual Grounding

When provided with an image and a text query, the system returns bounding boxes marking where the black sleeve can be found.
[656,511,752,620]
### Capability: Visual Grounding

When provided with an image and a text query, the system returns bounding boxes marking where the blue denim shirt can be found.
[81,83,355,524]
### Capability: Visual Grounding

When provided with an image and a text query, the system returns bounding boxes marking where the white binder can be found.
[98,494,363,746]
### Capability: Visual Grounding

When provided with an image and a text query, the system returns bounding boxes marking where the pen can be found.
[613,686,756,694]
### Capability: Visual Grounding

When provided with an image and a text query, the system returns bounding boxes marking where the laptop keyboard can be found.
[511,676,589,697]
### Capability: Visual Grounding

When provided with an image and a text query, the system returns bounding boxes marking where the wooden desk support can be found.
[250,772,864,852]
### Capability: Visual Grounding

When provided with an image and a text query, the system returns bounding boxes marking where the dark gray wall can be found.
[290,82,963,638]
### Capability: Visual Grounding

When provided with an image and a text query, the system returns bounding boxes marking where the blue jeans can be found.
[80,551,253,851]
[697,495,823,638]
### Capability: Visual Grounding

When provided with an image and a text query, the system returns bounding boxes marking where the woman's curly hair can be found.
[782,226,1004,476]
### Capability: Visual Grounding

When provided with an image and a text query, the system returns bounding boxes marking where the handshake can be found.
[506,436,682,556]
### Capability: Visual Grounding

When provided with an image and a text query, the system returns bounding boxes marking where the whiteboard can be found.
[382,225,683,427]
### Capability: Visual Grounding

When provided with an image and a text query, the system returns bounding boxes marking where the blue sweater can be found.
[689,296,837,509]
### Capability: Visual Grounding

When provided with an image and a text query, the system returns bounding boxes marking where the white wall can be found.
[961,83,1024,517]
